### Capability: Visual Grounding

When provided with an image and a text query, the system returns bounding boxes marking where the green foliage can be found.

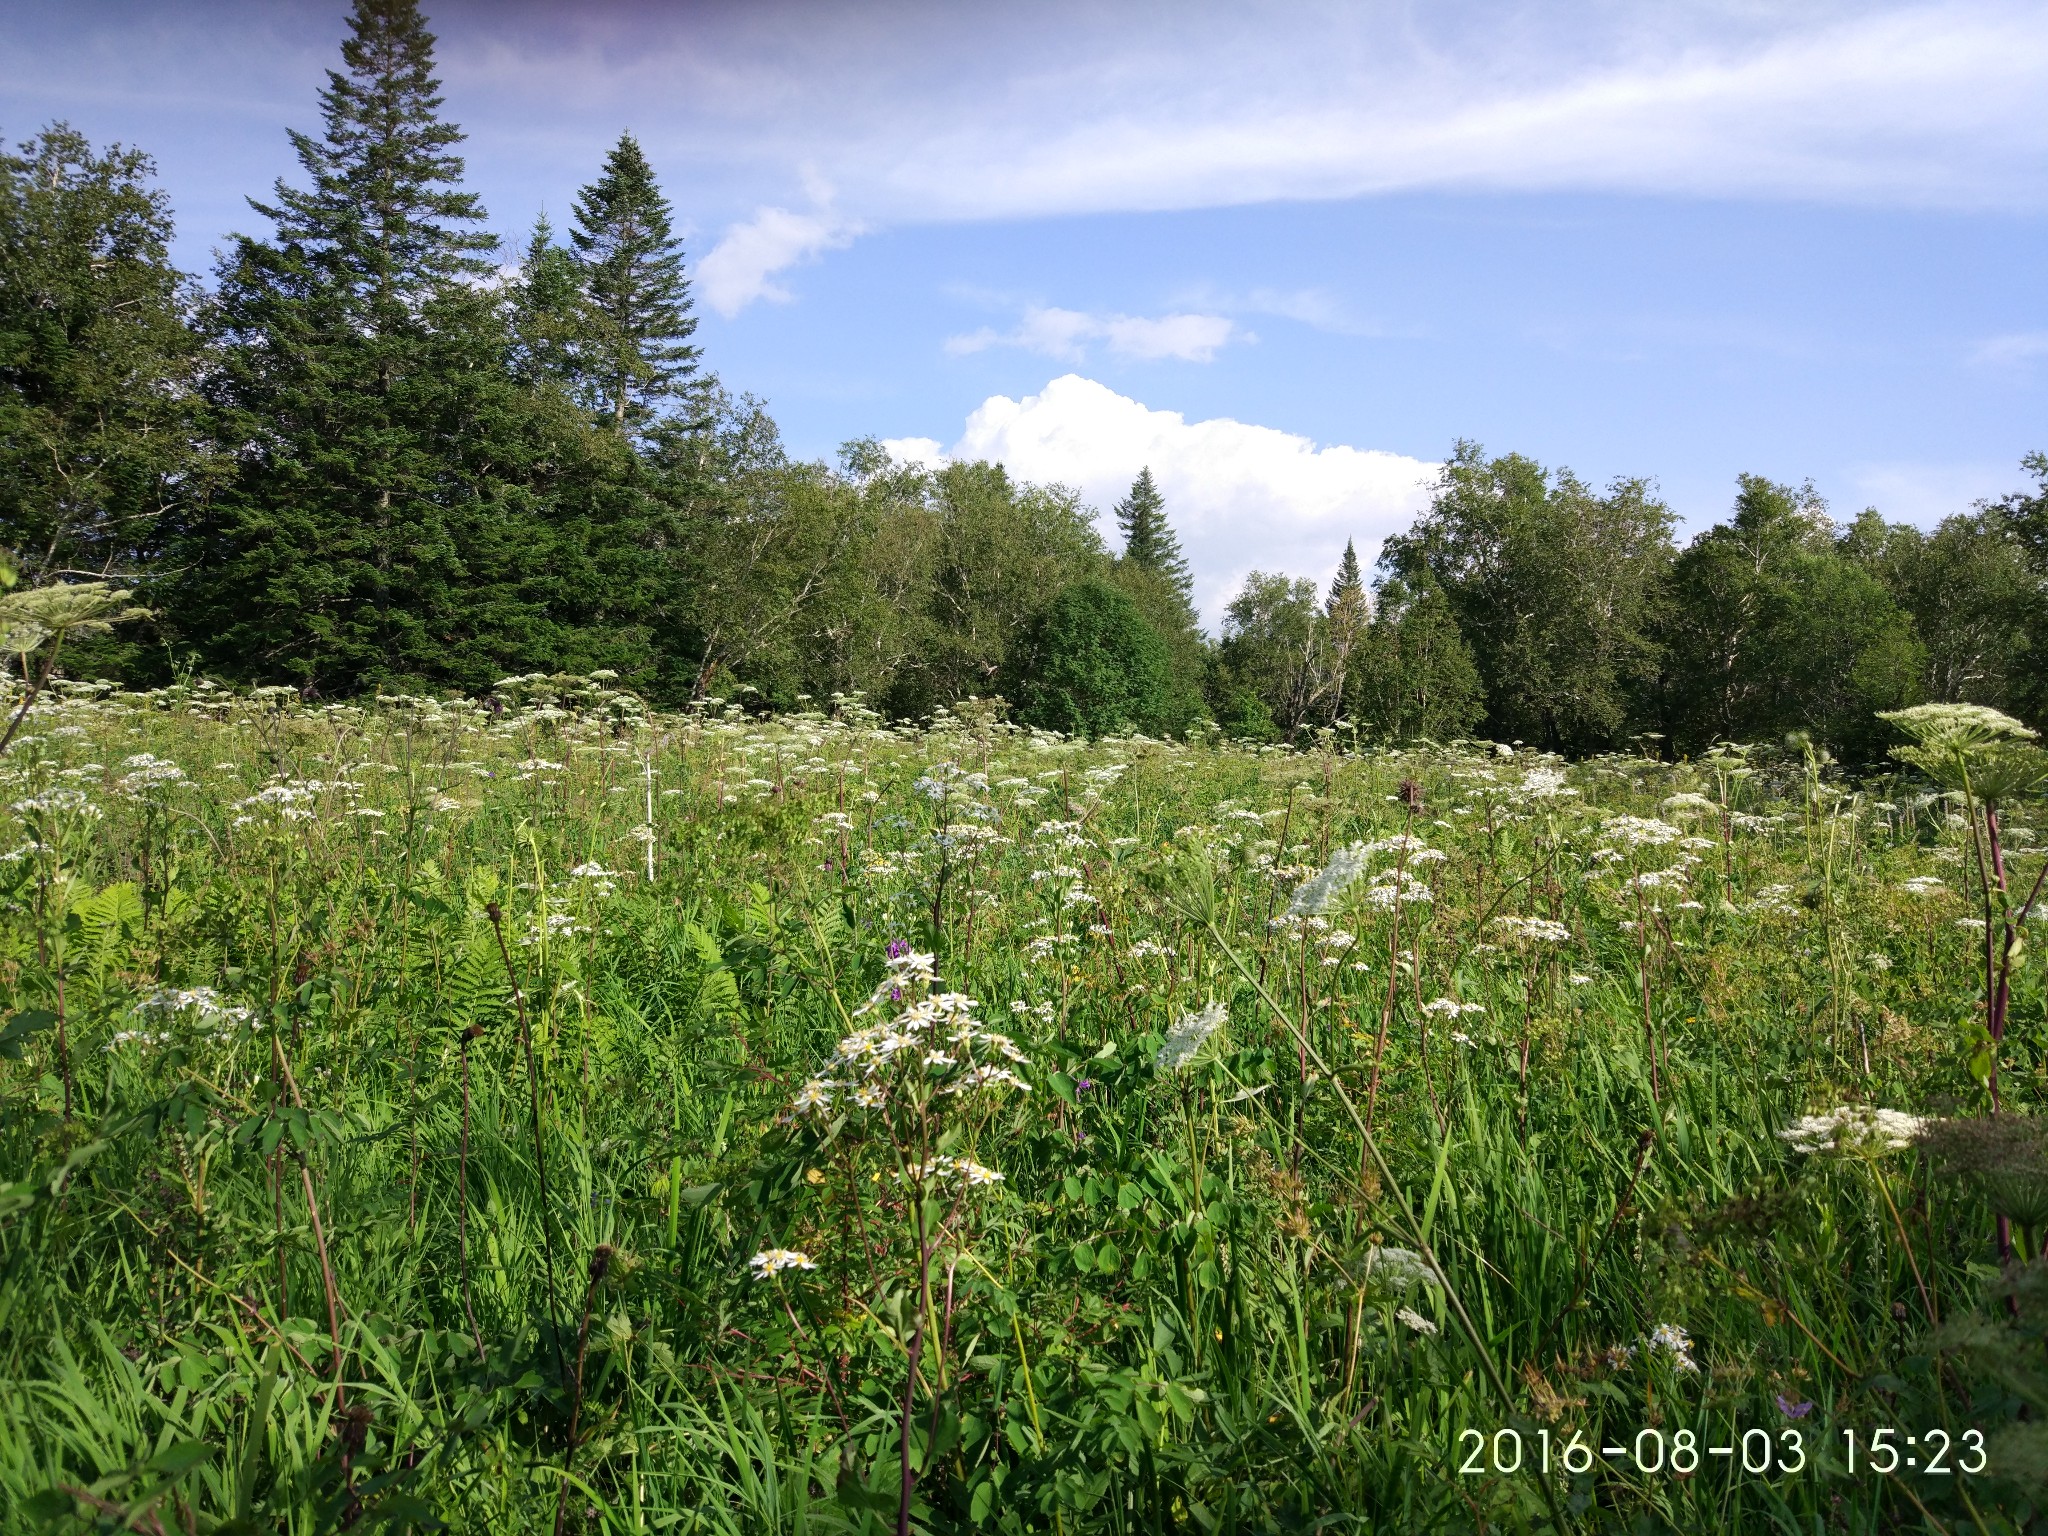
[1210,570,1323,736]
[0,123,206,649]
[1662,476,1924,761]
[1847,505,2036,715]
[0,684,2036,1532]
[1349,572,1485,743]
[1013,578,1169,736]
[169,0,561,695]
[895,461,1109,717]
[568,131,698,434]
[1384,441,1674,751]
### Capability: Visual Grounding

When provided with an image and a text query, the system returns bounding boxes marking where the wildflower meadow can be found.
[3,679,2046,1533]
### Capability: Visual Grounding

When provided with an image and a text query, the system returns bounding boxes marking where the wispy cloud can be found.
[883,374,1436,625]
[864,3,2048,220]
[697,205,862,317]
[1973,331,2048,368]
[12,1,2043,308]
[945,307,1238,363]
[418,1,2048,223]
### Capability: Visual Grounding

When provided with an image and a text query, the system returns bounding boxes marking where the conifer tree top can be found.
[253,0,491,296]
[1115,467,1194,608]
[1329,539,1364,605]
[571,129,697,430]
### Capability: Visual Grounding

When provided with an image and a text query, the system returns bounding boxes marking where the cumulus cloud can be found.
[698,206,862,317]
[945,307,1238,363]
[883,375,1436,626]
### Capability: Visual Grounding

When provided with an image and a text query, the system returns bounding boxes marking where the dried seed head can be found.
[485,901,503,924]
[588,1244,614,1284]
[334,1402,370,1456]
[1399,778,1424,810]
[462,1023,484,1042]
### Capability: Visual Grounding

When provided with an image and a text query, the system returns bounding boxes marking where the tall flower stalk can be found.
[777,948,1030,1535]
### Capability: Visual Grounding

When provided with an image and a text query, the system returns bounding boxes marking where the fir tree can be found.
[1326,540,1364,617]
[264,0,495,297]
[509,213,590,388]
[1321,539,1370,723]
[174,0,558,693]
[1114,468,1194,611]
[570,132,698,433]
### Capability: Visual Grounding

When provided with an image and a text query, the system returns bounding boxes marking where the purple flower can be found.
[886,938,910,959]
[1775,1394,1813,1419]
[1075,1078,1096,1093]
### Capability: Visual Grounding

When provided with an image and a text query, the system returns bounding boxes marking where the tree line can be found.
[3,0,2044,760]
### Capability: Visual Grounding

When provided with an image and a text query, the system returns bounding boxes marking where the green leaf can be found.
[0,1010,56,1060]
[147,1439,215,1476]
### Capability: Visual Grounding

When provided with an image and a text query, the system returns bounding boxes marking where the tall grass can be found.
[0,679,2037,1532]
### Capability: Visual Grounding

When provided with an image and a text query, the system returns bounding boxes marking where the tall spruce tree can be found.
[175,0,559,693]
[570,132,697,434]
[509,213,590,388]
[1114,468,1193,611]
[1321,539,1369,724]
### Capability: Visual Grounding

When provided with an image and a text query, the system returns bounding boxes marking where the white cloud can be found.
[883,375,1436,626]
[697,206,862,317]
[945,306,1238,363]
[857,3,2048,219]
[1973,331,2048,368]
[414,2,2048,225]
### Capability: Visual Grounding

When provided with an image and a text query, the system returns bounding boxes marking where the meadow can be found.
[0,676,2043,1534]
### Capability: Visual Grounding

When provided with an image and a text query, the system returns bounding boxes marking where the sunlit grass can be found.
[0,678,2035,1533]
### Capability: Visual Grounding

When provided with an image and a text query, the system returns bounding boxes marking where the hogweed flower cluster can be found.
[1287,843,1369,916]
[1780,1104,1927,1155]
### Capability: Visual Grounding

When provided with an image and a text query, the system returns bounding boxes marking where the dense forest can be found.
[3,0,2044,760]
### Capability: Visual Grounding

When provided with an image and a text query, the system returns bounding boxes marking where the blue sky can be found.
[5,0,2045,622]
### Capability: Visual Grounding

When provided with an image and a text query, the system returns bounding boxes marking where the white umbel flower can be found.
[1780,1104,1926,1155]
